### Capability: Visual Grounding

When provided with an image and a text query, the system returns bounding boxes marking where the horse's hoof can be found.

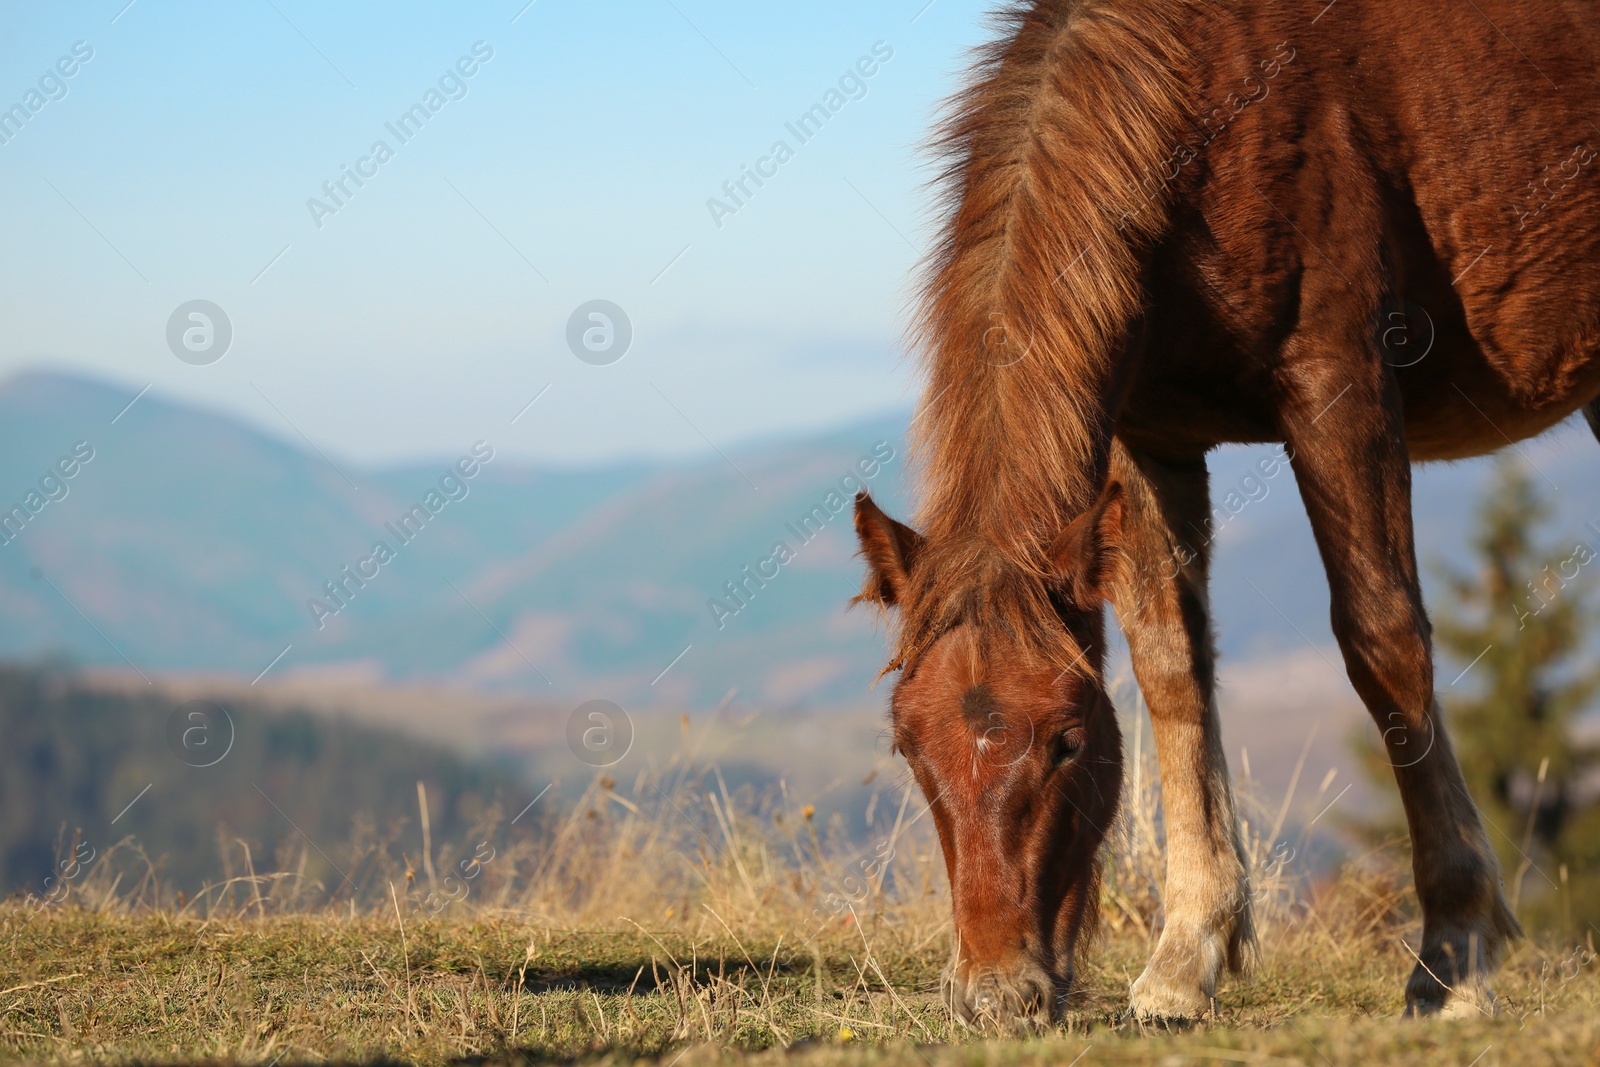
[1128,971,1211,1022]
[1405,981,1497,1020]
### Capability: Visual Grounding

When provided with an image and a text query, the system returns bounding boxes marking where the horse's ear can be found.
[1049,482,1127,605]
[854,492,923,607]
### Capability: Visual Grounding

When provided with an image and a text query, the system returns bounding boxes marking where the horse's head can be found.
[853,487,1126,1030]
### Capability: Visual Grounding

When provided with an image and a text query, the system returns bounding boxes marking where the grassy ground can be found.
[4,737,1599,1065]
[1,906,1598,1065]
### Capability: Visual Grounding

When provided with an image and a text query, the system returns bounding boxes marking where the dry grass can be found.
[3,708,1599,1066]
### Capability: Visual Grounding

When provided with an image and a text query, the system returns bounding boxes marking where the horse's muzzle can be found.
[942,960,1061,1032]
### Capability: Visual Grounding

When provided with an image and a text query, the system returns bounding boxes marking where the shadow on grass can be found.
[480,951,889,995]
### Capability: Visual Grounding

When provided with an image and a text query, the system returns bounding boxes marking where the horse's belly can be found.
[1394,312,1600,462]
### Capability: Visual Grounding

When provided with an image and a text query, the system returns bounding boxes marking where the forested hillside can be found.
[0,662,534,897]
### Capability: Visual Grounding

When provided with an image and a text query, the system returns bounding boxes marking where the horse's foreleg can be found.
[1281,363,1520,1018]
[1111,445,1255,1020]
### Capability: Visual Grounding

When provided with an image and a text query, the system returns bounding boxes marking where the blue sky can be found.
[0,0,994,465]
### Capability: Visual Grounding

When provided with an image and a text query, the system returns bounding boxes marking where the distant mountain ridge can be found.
[5,369,1600,713]
[0,371,911,709]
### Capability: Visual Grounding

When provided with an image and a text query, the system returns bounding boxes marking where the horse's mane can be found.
[892,0,1208,673]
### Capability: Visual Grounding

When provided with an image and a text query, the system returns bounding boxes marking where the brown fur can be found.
[893,0,1210,675]
[862,0,1600,1027]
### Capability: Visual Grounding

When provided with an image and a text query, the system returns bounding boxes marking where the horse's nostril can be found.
[1010,978,1050,1022]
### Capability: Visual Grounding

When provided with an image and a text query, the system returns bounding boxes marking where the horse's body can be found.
[1127,1,1600,462]
[855,0,1600,1027]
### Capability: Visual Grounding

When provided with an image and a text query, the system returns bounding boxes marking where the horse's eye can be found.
[1054,730,1085,766]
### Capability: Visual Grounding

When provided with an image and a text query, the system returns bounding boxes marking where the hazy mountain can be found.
[0,371,909,709]
[4,369,1599,716]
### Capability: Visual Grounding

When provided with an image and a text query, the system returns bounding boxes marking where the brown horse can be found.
[854,0,1600,1028]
